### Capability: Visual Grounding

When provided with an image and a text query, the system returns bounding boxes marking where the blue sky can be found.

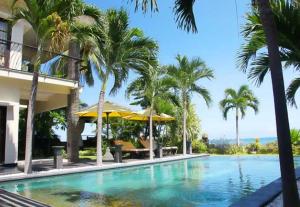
[59,0,299,141]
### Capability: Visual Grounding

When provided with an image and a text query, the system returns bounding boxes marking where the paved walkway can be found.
[0,154,208,183]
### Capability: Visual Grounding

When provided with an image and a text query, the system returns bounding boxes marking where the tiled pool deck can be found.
[0,154,208,183]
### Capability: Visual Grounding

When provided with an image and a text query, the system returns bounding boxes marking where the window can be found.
[0,18,9,67]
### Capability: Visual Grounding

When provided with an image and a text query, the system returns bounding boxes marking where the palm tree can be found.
[133,0,300,204]
[59,1,102,163]
[126,66,179,159]
[13,0,71,174]
[220,85,259,146]
[165,55,213,155]
[91,9,158,165]
[238,0,300,106]
[254,0,300,205]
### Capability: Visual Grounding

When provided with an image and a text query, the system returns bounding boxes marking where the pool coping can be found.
[229,166,300,207]
[0,154,208,183]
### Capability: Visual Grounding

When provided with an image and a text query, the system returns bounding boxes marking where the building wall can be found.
[0,84,20,164]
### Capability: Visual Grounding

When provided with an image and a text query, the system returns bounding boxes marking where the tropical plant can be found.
[238,0,300,106]
[18,109,66,159]
[165,55,213,155]
[291,129,300,145]
[90,9,158,165]
[126,66,179,159]
[12,0,72,174]
[220,85,259,146]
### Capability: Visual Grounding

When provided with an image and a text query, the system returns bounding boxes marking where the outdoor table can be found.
[52,146,64,169]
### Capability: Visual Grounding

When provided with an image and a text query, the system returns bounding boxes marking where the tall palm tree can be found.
[220,85,259,146]
[254,1,299,204]
[165,55,213,155]
[133,0,300,204]
[13,0,71,174]
[238,0,300,106]
[58,1,102,163]
[126,66,179,159]
[91,9,158,165]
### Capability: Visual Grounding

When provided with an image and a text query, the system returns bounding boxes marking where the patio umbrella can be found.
[122,108,175,122]
[76,101,133,139]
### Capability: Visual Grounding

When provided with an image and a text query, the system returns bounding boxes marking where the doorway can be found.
[0,106,7,164]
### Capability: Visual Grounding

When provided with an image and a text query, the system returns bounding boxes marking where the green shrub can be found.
[208,144,229,154]
[79,148,96,156]
[192,139,207,153]
[225,145,245,154]
[293,145,300,155]
[246,141,261,153]
[258,142,278,154]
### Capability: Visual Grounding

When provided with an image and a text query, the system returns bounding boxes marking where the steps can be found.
[0,189,50,207]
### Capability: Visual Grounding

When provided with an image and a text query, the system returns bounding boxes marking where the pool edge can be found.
[0,154,209,183]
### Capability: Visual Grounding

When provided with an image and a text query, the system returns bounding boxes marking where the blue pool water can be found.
[1,155,300,207]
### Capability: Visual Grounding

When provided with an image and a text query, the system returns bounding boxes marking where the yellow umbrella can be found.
[123,108,175,122]
[76,101,133,139]
[76,101,132,118]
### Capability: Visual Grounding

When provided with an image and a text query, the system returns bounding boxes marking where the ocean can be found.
[209,137,277,145]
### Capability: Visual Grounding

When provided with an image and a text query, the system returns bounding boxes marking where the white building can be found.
[0,1,78,165]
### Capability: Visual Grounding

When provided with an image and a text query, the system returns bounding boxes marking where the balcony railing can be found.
[0,39,80,80]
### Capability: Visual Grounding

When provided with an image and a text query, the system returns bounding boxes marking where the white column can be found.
[0,84,20,165]
[9,20,24,70]
[5,104,19,164]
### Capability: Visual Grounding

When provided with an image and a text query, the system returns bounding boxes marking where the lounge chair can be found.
[139,139,178,155]
[112,140,149,158]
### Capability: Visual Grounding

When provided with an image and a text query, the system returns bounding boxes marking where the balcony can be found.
[0,39,80,81]
[0,39,79,113]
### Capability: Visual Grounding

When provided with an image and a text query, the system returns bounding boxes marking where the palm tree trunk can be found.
[24,71,39,174]
[96,89,105,166]
[183,97,187,155]
[149,104,154,160]
[236,107,239,146]
[257,0,299,206]
[67,41,81,162]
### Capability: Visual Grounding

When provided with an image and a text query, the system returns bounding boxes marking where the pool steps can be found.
[0,189,50,207]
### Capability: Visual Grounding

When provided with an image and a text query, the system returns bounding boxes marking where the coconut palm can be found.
[238,0,300,106]
[90,9,157,165]
[133,0,300,204]
[165,55,213,155]
[59,1,102,163]
[220,85,259,146]
[13,0,72,174]
[126,66,179,159]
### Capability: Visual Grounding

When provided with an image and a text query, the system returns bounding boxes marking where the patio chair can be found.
[112,140,149,158]
[139,138,178,155]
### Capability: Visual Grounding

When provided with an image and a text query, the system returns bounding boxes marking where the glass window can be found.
[0,19,8,67]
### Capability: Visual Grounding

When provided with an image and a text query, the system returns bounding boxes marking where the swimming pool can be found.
[1,155,299,207]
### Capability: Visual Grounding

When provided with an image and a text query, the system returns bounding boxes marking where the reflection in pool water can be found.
[1,155,299,207]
